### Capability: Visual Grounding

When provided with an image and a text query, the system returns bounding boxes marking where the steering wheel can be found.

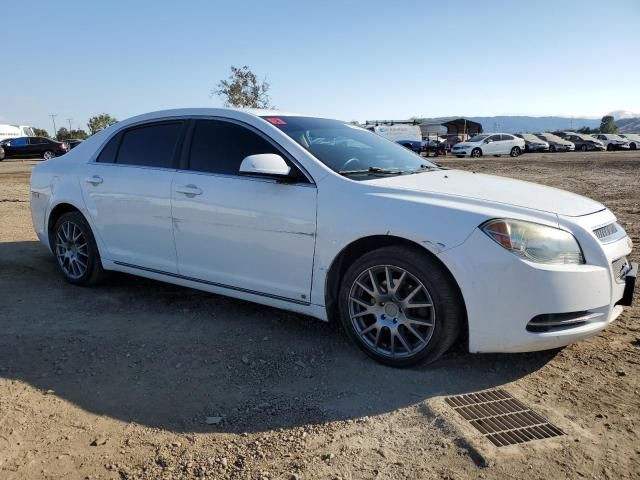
[341,157,362,171]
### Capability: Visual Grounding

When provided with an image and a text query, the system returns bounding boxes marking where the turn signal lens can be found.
[481,219,585,265]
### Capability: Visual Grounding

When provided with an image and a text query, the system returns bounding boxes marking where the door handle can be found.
[85,175,103,186]
[175,184,203,196]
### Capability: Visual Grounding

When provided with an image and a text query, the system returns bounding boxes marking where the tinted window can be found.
[29,137,44,145]
[488,135,501,141]
[10,138,28,146]
[188,120,281,175]
[500,134,514,141]
[116,122,183,168]
[96,132,122,163]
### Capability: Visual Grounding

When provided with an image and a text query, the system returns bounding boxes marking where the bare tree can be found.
[213,65,273,108]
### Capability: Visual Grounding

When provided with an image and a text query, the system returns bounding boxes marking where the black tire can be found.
[52,211,105,286]
[471,148,482,158]
[510,147,521,157]
[549,145,556,153]
[43,150,56,160]
[631,142,637,151]
[606,144,614,152]
[338,246,464,367]
[581,144,588,152]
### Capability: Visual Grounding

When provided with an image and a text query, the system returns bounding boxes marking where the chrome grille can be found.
[612,256,630,282]
[593,223,618,241]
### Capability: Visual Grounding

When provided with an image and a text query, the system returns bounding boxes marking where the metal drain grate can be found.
[445,389,564,447]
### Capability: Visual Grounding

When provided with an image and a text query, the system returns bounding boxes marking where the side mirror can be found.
[239,153,291,178]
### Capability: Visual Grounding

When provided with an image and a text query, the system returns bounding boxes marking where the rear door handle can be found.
[175,184,203,196]
[85,175,103,186]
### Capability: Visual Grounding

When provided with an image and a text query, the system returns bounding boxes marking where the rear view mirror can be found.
[239,153,291,177]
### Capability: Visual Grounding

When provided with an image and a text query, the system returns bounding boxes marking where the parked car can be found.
[0,136,69,159]
[535,132,575,152]
[619,134,640,150]
[555,132,606,152]
[451,133,525,158]
[366,124,423,153]
[65,138,84,149]
[514,133,549,153]
[0,146,4,161]
[29,108,636,367]
[592,134,631,151]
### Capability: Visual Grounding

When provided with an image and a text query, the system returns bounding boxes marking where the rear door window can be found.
[115,122,183,168]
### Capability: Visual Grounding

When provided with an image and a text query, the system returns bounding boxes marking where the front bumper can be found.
[438,221,634,353]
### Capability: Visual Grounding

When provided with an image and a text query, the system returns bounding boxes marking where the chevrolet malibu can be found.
[29,109,637,367]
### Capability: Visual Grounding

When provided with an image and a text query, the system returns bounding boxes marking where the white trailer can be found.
[0,125,36,142]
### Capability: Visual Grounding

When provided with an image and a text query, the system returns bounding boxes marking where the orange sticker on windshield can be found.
[265,117,287,125]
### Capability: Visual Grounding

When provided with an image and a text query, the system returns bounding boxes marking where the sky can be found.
[2,0,639,132]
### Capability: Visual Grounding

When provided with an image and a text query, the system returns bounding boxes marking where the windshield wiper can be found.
[338,166,406,176]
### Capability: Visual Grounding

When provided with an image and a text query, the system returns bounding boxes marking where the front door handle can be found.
[175,184,203,196]
[85,175,103,186]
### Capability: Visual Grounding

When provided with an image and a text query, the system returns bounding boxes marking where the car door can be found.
[171,118,317,303]
[483,135,501,154]
[500,134,516,154]
[5,137,29,156]
[79,120,186,273]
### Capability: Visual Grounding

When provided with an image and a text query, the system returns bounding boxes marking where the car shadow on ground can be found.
[0,240,558,434]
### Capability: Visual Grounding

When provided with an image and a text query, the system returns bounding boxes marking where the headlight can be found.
[481,219,585,264]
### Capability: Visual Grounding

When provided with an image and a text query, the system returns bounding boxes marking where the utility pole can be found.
[67,118,73,133]
[50,114,57,139]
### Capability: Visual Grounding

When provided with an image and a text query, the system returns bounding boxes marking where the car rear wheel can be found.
[631,142,637,150]
[43,150,56,160]
[53,212,105,286]
[606,144,614,151]
[581,144,588,152]
[549,145,556,153]
[471,148,482,158]
[338,246,463,367]
[510,147,521,157]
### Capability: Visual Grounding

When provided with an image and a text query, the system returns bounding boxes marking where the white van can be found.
[0,125,36,142]
[367,124,422,151]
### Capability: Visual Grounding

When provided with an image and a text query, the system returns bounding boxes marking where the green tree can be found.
[213,65,272,108]
[87,113,118,135]
[57,127,71,140]
[57,127,89,140]
[599,115,618,134]
[32,128,49,137]
[577,126,597,134]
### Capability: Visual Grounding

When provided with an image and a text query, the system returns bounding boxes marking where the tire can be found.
[581,144,588,152]
[471,148,482,158]
[549,145,556,153]
[43,150,56,160]
[52,211,105,286]
[631,142,637,151]
[606,144,614,152]
[338,246,464,367]
[510,147,521,157]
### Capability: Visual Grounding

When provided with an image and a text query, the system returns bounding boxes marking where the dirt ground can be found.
[0,152,638,480]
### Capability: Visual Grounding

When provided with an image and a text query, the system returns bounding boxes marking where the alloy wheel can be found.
[348,265,436,359]
[55,221,89,279]
[43,150,55,160]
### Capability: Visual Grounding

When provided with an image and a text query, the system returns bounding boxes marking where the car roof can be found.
[123,107,318,124]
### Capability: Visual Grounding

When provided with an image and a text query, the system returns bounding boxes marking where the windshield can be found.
[539,132,564,142]
[262,116,437,177]
[521,133,541,141]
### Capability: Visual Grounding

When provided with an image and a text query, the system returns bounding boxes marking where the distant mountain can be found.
[616,117,640,133]
[608,110,640,120]
[429,116,600,133]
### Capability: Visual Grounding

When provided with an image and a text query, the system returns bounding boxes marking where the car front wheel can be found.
[43,150,56,160]
[53,212,105,285]
[581,144,588,152]
[471,148,482,158]
[339,246,463,367]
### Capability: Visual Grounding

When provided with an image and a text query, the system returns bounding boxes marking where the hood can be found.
[365,169,604,217]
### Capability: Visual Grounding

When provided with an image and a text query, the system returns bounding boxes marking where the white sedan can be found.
[30,109,636,366]
[451,133,526,158]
